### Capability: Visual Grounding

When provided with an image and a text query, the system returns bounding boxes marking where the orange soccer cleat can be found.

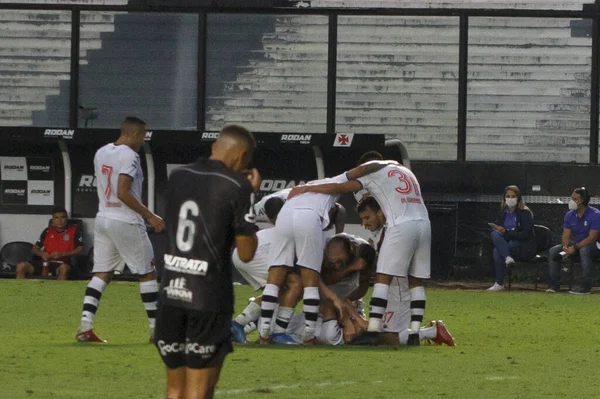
[433,320,455,347]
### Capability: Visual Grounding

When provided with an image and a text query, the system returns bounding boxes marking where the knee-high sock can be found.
[81,277,107,330]
[409,286,426,333]
[235,301,261,326]
[272,307,294,334]
[303,287,320,340]
[259,284,279,338]
[367,283,389,333]
[140,280,158,330]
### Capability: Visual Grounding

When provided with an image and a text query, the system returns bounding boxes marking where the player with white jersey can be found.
[230,196,303,344]
[76,116,165,343]
[357,196,454,346]
[253,188,291,223]
[289,158,431,346]
[257,173,349,344]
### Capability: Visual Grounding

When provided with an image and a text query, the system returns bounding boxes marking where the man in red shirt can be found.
[16,206,84,280]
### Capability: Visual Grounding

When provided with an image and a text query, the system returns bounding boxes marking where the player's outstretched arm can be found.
[288,180,362,199]
[117,174,165,232]
[346,160,399,180]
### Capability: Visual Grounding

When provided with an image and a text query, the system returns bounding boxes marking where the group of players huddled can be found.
[230,151,455,347]
[76,121,454,398]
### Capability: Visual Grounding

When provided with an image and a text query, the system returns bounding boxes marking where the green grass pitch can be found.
[2,279,600,399]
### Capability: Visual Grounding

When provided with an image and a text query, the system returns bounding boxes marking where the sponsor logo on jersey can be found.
[3,165,24,171]
[144,131,153,141]
[29,165,51,173]
[157,340,216,357]
[333,133,354,147]
[259,179,306,192]
[164,277,193,303]
[5,189,25,195]
[164,254,209,276]
[280,134,311,144]
[44,129,74,139]
[201,132,219,141]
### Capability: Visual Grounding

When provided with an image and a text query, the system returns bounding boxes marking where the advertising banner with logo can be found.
[0,157,55,207]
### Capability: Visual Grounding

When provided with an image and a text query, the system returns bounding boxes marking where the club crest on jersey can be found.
[63,234,70,241]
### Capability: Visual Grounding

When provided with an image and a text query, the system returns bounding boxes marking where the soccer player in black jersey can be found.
[155,125,261,399]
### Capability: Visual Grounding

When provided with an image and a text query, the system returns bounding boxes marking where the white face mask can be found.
[505,198,518,208]
[569,199,578,211]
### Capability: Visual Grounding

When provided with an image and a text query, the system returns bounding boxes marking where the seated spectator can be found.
[547,187,600,294]
[487,185,536,291]
[16,206,83,280]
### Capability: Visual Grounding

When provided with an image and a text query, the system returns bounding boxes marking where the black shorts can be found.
[154,304,233,369]
[32,260,70,276]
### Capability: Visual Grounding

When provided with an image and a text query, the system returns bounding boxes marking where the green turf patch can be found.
[1,280,598,398]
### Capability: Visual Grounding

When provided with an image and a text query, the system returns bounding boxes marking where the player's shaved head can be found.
[121,116,146,136]
[325,236,352,271]
[211,124,256,172]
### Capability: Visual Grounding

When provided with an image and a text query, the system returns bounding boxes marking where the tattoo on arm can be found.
[350,161,397,179]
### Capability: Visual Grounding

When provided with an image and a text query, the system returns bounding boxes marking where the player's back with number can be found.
[161,158,255,313]
[357,163,428,227]
[94,143,144,225]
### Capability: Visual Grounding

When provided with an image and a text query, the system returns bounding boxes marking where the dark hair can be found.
[357,151,383,166]
[51,205,68,216]
[220,124,256,154]
[356,196,381,214]
[326,235,353,258]
[264,197,285,221]
[123,116,146,126]
[574,187,591,206]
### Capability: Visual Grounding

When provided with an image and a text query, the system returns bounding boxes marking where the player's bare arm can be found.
[31,244,50,261]
[319,279,349,319]
[236,234,258,262]
[288,180,362,199]
[116,174,165,232]
[346,160,399,180]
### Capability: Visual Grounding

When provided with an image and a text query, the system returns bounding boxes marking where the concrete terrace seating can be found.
[205,2,592,161]
[0,8,122,126]
[311,0,589,10]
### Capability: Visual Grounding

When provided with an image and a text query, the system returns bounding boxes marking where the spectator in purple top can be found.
[487,185,536,291]
[547,187,600,295]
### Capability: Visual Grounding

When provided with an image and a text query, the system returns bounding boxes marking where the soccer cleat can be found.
[271,333,300,345]
[231,321,248,343]
[407,333,420,346]
[349,331,379,346]
[76,328,106,343]
[545,287,558,293]
[255,335,270,344]
[433,321,455,347]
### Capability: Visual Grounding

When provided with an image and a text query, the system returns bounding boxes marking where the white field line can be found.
[217,380,383,396]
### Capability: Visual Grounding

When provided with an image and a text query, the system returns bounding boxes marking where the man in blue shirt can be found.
[547,187,600,294]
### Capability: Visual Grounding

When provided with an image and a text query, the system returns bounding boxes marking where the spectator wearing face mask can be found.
[487,185,536,291]
[547,187,600,295]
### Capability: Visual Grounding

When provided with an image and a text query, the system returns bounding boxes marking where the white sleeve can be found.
[119,150,139,178]
[308,173,349,186]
